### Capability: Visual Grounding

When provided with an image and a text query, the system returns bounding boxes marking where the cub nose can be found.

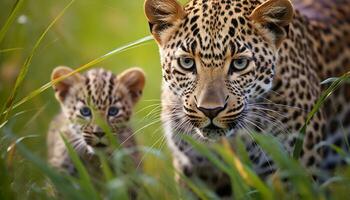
[93,132,105,138]
[197,105,226,119]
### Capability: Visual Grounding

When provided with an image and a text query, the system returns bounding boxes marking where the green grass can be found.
[1,0,350,199]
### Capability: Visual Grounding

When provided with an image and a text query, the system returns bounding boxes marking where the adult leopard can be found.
[144,0,350,197]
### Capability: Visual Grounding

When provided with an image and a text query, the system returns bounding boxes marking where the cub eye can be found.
[108,106,119,116]
[230,58,250,72]
[178,57,195,70]
[80,106,92,117]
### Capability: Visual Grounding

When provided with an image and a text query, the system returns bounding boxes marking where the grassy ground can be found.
[1,0,350,200]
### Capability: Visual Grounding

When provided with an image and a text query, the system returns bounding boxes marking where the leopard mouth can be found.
[196,122,239,140]
[83,132,110,148]
[196,128,230,141]
[95,143,108,148]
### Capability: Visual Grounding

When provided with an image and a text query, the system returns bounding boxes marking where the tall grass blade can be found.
[107,178,129,200]
[218,139,273,200]
[0,35,153,118]
[14,140,85,200]
[293,71,350,159]
[61,135,101,200]
[182,136,230,173]
[253,133,316,200]
[321,77,350,85]
[0,110,31,129]
[0,47,23,53]
[0,0,25,43]
[183,135,251,199]
[0,0,75,124]
[212,141,254,200]
[6,135,39,170]
[98,152,114,182]
[176,170,212,200]
[0,156,14,200]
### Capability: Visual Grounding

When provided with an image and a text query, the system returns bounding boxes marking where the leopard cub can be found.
[47,66,145,176]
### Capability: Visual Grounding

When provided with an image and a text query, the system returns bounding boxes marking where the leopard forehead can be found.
[62,68,133,123]
[161,0,276,95]
[163,0,270,61]
[82,69,127,108]
[72,69,130,108]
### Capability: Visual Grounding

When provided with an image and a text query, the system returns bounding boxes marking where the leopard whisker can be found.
[120,118,162,146]
[246,111,291,135]
[247,105,289,118]
[136,124,166,169]
[135,103,161,114]
[250,97,305,111]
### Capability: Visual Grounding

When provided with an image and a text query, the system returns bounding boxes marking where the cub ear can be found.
[144,0,185,45]
[250,0,294,48]
[118,68,146,104]
[51,66,83,102]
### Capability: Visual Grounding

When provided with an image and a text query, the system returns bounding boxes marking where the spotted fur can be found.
[47,67,145,176]
[145,0,350,197]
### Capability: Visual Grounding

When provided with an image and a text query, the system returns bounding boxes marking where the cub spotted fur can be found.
[47,67,145,176]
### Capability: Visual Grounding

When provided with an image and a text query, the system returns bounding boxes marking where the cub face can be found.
[145,0,294,139]
[51,67,145,150]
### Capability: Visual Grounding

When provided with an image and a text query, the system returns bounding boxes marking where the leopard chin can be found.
[195,127,235,141]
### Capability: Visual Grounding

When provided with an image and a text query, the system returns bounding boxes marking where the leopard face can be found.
[51,67,145,150]
[145,0,294,139]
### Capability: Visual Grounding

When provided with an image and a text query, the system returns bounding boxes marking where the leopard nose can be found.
[93,132,105,138]
[197,105,226,119]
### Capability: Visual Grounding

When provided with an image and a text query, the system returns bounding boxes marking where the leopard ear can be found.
[144,0,185,45]
[250,0,294,48]
[118,68,146,105]
[51,66,83,102]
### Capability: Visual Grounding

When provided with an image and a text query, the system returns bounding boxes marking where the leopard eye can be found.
[230,58,250,72]
[80,106,92,117]
[108,106,119,116]
[178,57,195,70]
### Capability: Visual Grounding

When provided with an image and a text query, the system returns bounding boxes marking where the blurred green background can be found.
[0,0,182,199]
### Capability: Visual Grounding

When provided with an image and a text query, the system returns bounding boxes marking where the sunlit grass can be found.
[0,0,76,124]
[293,71,350,159]
[0,0,25,43]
